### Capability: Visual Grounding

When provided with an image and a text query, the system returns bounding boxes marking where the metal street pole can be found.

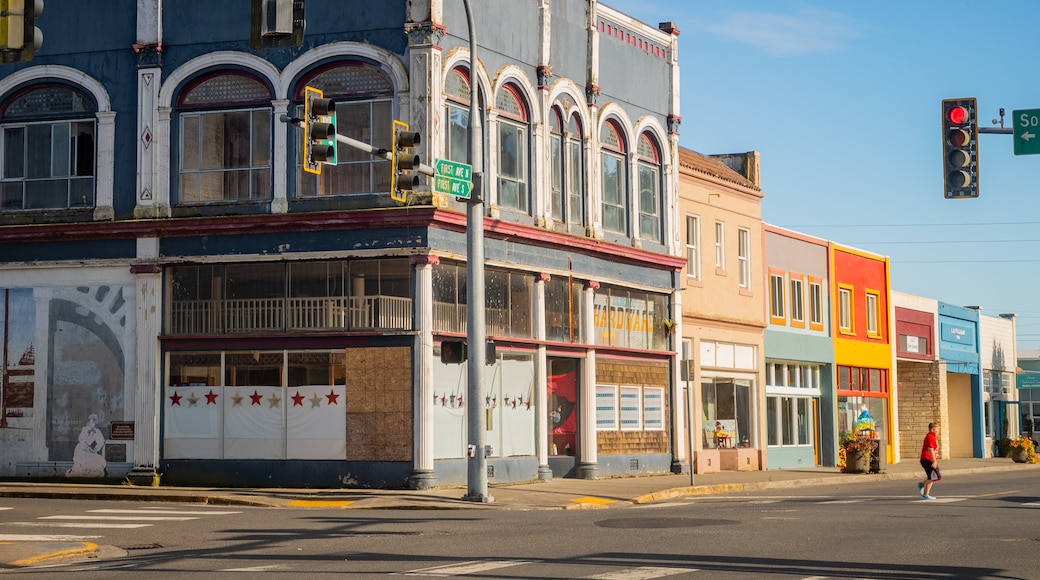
[461,0,491,503]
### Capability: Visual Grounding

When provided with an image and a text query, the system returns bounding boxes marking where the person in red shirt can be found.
[918,422,940,499]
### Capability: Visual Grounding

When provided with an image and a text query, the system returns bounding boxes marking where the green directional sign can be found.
[433,175,472,199]
[1013,109,1040,155]
[434,159,472,182]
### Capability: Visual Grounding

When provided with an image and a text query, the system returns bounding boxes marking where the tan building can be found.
[676,149,766,473]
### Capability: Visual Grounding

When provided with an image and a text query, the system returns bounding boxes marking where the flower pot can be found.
[845,450,870,473]
[1011,448,1029,463]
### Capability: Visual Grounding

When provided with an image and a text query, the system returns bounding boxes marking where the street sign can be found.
[433,158,472,199]
[434,159,472,182]
[433,175,472,199]
[1013,109,1040,155]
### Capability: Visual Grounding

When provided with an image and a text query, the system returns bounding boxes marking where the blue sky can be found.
[605,0,1040,350]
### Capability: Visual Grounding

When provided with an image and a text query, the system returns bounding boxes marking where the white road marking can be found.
[220,565,291,572]
[919,497,964,503]
[1023,501,1040,507]
[0,533,101,542]
[39,515,198,521]
[398,560,537,576]
[0,507,13,511]
[585,566,700,579]
[88,509,241,515]
[7,521,153,529]
[633,502,696,509]
[820,499,865,504]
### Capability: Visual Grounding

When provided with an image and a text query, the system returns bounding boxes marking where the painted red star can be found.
[291,390,305,406]
[169,391,182,406]
[249,390,263,405]
[204,390,219,405]
[325,390,340,405]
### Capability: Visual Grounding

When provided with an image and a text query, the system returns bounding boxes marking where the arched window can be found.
[495,83,529,213]
[637,132,662,243]
[296,61,394,197]
[549,102,585,227]
[177,71,273,203]
[0,84,97,211]
[445,67,473,164]
[599,120,627,235]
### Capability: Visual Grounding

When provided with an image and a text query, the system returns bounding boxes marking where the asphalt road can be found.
[1,471,1037,578]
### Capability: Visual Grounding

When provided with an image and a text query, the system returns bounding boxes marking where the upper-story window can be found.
[737,227,751,289]
[177,72,272,203]
[636,132,662,243]
[838,286,853,333]
[297,62,393,197]
[495,84,529,213]
[600,119,628,236]
[1,84,96,211]
[444,67,485,166]
[685,214,701,280]
[809,277,824,330]
[549,104,584,228]
[714,221,725,269]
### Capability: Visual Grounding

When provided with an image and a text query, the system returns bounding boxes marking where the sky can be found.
[604,0,1040,351]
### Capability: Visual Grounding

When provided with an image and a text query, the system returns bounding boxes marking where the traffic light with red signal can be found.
[942,98,978,199]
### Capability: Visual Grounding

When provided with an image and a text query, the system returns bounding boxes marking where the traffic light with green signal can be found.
[390,119,421,202]
[303,86,337,175]
[942,98,978,199]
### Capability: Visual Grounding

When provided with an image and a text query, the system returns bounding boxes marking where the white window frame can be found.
[809,280,824,328]
[737,227,751,289]
[686,214,701,280]
[790,276,804,325]
[769,273,785,321]
[714,221,725,269]
[866,292,879,335]
[839,287,853,332]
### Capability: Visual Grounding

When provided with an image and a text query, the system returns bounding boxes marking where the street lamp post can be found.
[461,0,491,503]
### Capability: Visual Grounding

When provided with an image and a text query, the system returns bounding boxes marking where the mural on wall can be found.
[0,285,135,478]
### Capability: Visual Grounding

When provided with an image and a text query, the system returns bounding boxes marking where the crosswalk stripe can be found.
[399,560,537,576]
[585,566,700,579]
[40,515,198,521]
[8,521,153,529]
[88,509,241,515]
[0,534,101,542]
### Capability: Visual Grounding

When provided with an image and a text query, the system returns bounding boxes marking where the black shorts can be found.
[920,458,936,479]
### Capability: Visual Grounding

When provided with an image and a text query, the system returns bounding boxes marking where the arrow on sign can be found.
[1023,131,1036,142]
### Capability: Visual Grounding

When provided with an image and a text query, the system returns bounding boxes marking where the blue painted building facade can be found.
[937,303,983,458]
[0,1,687,488]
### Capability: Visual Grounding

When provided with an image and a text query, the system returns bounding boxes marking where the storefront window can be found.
[838,396,887,444]
[702,377,751,449]
[544,276,583,343]
[592,285,668,350]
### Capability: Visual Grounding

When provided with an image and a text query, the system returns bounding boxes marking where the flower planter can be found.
[845,450,870,474]
[1011,448,1029,463]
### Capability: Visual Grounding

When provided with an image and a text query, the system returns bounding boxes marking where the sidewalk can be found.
[0,457,1033,511]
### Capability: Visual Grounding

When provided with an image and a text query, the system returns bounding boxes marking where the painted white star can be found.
[267,393,281,408]
[309,393,323,408]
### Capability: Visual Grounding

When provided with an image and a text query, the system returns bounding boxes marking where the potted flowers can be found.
[1008,435,1038,464]
[840,433,877,473]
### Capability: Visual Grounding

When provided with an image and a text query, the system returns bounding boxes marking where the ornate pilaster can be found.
[408,254,439,489]
[576,280,600,479]
[534,272,552,480]
[126,258,162,486]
